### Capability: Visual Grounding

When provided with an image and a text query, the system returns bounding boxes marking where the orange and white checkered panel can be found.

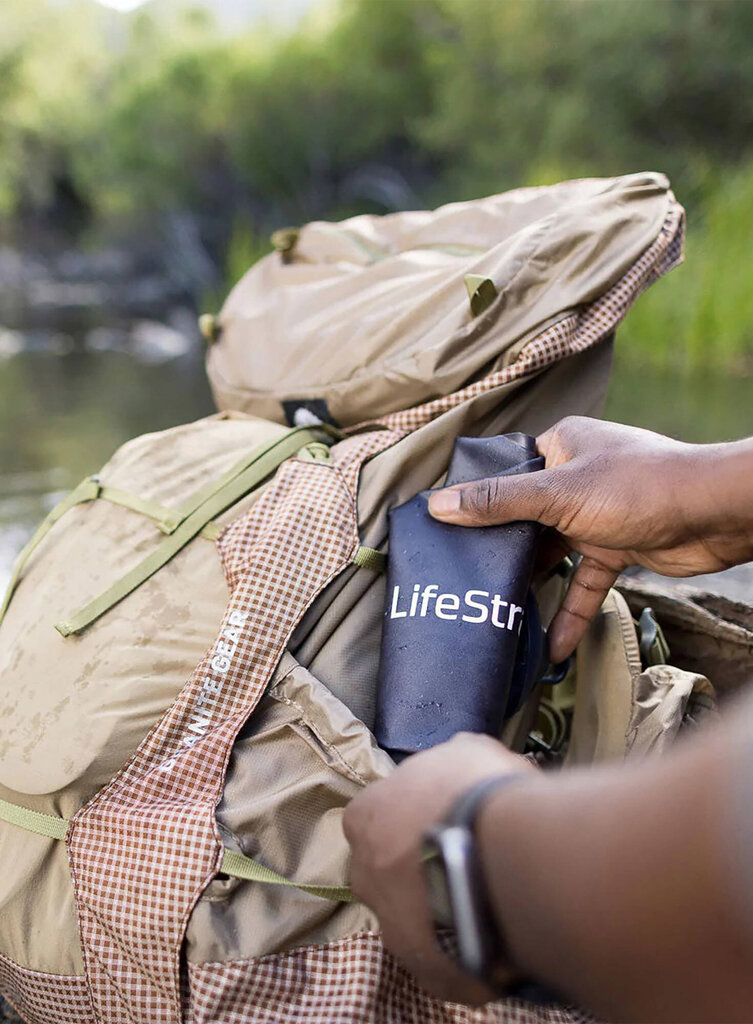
[186,933,595,1024]
[0,952,95,1024]
[66,431,403,1023]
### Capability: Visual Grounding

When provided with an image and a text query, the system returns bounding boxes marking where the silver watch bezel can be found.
[421,823,499,979]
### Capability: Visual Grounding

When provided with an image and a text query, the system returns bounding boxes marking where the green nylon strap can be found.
[93,486,222,540]
[200,521,222,542]
[167,442,301,533]
[353,546,386,573]
[220,849,353,903]
[0,476,100,627]
[0,800,351,902]
[99,484,182,532]
[55,428,318,637]
[0,799,68,841]
[0,475,228,629]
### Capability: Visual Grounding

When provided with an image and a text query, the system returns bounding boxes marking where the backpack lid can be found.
[206,173,676,427]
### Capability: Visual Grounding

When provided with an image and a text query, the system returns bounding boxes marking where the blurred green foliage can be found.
[1,0,752,371]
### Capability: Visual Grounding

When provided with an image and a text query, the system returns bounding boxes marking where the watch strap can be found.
[442,772,564,1004]
[445,772,528,832]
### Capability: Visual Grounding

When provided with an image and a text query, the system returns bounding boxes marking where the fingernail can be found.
[428,489,461,518]
[548,621,573,664]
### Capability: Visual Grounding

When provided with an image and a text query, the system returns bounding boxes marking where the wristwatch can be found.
[421,774,523,984]
[422,773,563,1004]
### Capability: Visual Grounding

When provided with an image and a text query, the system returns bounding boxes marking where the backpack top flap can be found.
[207,172,678,426]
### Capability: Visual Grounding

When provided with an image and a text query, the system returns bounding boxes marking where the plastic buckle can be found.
[638,607,670,668]
[297,442,333,465]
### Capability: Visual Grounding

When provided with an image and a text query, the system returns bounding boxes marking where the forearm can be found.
[692,437,753,566]
[478,718,753,1022]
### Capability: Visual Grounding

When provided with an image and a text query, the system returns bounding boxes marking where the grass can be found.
[619,163,753,375]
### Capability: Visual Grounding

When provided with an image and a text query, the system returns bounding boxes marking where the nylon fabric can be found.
[293,340,616,730]
[185,933,596,1024]
[567,590,716,764]
[188,654,391,963]
[0,414,296,976]
[56,427,317,635]
[208,173,678,426]
[0,795,352,900]
[0,476,99,626]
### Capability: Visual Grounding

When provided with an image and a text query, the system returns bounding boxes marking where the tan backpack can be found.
[0,174,708,1024]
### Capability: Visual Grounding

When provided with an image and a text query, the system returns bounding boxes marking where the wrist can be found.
[421,772,530,985]
[687,438,753,564]
[474,778,545,977]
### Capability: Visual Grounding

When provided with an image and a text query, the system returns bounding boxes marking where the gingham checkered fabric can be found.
[0,952,95,1024]
[46,206,683,1024]
[66,429,404,1024]
[185,933,594,1024]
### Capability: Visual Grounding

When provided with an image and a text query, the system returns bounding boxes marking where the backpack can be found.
[0,173,697,1024]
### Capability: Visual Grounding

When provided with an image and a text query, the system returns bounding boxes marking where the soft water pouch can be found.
[375,433,550,760]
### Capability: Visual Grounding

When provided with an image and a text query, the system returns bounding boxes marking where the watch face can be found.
[421,835,454,929]
[421,825,497,979]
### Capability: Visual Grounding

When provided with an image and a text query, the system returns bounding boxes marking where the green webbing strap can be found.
[0,476,100,627]
[220,849,353,903]
[0,476,227,628]
[98,485,182,533]
[353,546,386,573]
[200,521,222,542]
[167,440,310,531]
[0,800,352,902]
[55,428,317,637]
[0,799,68,841]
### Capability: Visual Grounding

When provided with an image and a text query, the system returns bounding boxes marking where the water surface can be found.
[0,333,751,595]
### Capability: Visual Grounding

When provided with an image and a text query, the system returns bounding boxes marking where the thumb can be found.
[428,466,571,529]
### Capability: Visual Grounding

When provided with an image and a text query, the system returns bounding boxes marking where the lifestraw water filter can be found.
[375,433,559,761]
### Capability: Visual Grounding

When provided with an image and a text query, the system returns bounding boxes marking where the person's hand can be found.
[428,417,753,662]
[342,733,534,1005]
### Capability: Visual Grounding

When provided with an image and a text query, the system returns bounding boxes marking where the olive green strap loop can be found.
[198,314,221,345]
[353,546,386,573]
[0,798,68,841]
[0,800,352,902]
[464,273,498,317]
[55,428,318,637]
[200,521,222,542]
[98,485,183,532]
[220,849,353,903]
[0,476,101,627]
[0,477,219,628]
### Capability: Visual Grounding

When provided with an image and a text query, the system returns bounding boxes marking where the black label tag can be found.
[282,398,340,429]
